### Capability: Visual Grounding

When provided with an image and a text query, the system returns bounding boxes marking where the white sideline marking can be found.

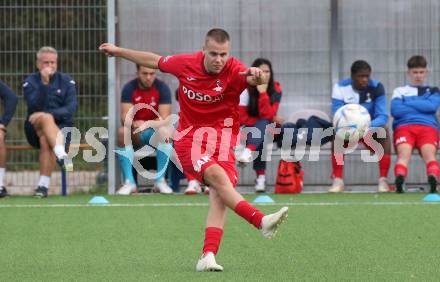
[0,201,438,208]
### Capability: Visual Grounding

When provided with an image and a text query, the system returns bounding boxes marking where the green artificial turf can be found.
[0,193,439,281]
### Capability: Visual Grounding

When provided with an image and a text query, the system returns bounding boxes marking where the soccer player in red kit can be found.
[99,28,288,272]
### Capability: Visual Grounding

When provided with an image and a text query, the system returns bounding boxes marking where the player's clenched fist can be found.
[98,43,120,57]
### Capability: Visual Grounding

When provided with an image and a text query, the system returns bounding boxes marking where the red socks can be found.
[203,227,223,255]
[379,154,391,178]
[394,161,439,178]
[394,160,439,180]
[203,201,266,255]
[331,153,344,178]
[394,163,408,177]
[234,200,265,229]
[333,154,390,178]
[256,169,265,176]
[427,160,440,178]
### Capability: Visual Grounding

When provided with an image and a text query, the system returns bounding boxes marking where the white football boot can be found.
[237,148,252,166]
[196,252,224,272]
[261,207,289,239]
[153,178,173,194]
[184,179,202,195]
[255,175,266,193]
[116,180,136,195]
[377,177,390,193]
[329,177,344,193]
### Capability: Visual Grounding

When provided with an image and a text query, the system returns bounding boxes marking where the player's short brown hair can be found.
[407,55,427,69]
[205,28,230,44]
[135,64,155,72]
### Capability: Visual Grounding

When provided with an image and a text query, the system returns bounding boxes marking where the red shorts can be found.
[174,134,239,187]
[393,124,439,149]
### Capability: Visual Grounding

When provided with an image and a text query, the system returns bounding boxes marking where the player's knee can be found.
[204,167,229,188]
[41,113,55,123]
[33,113,54,128]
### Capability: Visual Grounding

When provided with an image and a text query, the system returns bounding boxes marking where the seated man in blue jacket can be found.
[23,46,77,198]
[391,55,440,193]
[330,60,391,193]
[0,80,18,198]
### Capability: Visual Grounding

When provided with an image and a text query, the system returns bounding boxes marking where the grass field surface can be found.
[1,193,439,281]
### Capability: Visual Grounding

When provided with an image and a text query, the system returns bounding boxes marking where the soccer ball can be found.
[333,104,371,141]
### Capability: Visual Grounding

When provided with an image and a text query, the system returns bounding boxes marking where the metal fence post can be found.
[330,0,340,87]
[107,0,117,194]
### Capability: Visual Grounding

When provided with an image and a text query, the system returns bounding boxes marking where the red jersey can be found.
[121,78,172,121]
[132,87,160,121]
[158,51,248,136]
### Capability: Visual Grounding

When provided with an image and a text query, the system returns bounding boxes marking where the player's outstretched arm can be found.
[98,43,161,69]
